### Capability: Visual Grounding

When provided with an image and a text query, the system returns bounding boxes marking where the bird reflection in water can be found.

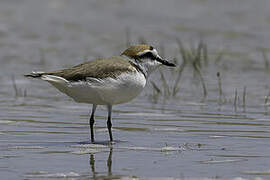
[89,147,117,179]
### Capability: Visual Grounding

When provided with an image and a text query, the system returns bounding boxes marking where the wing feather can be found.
[44,56,137,81]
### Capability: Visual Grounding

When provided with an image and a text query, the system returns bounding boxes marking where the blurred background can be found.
[1,0,270,179]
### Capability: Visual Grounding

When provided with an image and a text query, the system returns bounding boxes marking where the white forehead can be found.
[152,49,158,56]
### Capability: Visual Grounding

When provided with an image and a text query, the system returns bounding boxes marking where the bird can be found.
[25,44,176,143]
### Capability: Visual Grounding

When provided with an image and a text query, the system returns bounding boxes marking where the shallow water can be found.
[1,0,270,179]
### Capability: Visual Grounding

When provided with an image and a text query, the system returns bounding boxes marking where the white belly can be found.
[42,71,146,105]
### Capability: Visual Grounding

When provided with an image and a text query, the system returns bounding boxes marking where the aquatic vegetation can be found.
[258,47,270,71]
[11,75,27,98]
[146,39,258,112]
[150,38,212,101]
[217,72,223,104]
[264,90,270,106]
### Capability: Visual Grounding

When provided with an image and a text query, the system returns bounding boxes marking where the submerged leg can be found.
[89,104,97,143]
[107,105,113,142]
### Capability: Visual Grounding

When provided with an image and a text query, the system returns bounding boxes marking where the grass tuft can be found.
[12,75,27,98]
[258,48,270,70]
[242,86,246,111]
[264,90,270,105]
[217,72,223,104]
[176,38,208,98]
[125,27,131,47]
[234,88,238,112]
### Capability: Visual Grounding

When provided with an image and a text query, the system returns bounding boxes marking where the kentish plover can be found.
[25,44,176,143]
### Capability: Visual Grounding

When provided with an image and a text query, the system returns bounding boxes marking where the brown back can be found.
[45,56,137,81]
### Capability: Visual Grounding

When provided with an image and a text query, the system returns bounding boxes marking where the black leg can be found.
[107,105,113,142]
[89,104,97,143]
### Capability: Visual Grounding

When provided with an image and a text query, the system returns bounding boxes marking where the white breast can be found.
[42,71,146,105]
[96,71,146,105]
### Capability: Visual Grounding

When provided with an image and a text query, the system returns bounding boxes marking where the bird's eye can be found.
[139,52,155,60]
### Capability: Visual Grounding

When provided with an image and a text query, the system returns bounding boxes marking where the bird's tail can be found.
[24,71,45,78]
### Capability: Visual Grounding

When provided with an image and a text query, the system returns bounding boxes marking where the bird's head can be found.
[121,44,176,76]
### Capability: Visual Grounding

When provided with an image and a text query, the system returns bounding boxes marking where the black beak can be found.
[156,57,176,67]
